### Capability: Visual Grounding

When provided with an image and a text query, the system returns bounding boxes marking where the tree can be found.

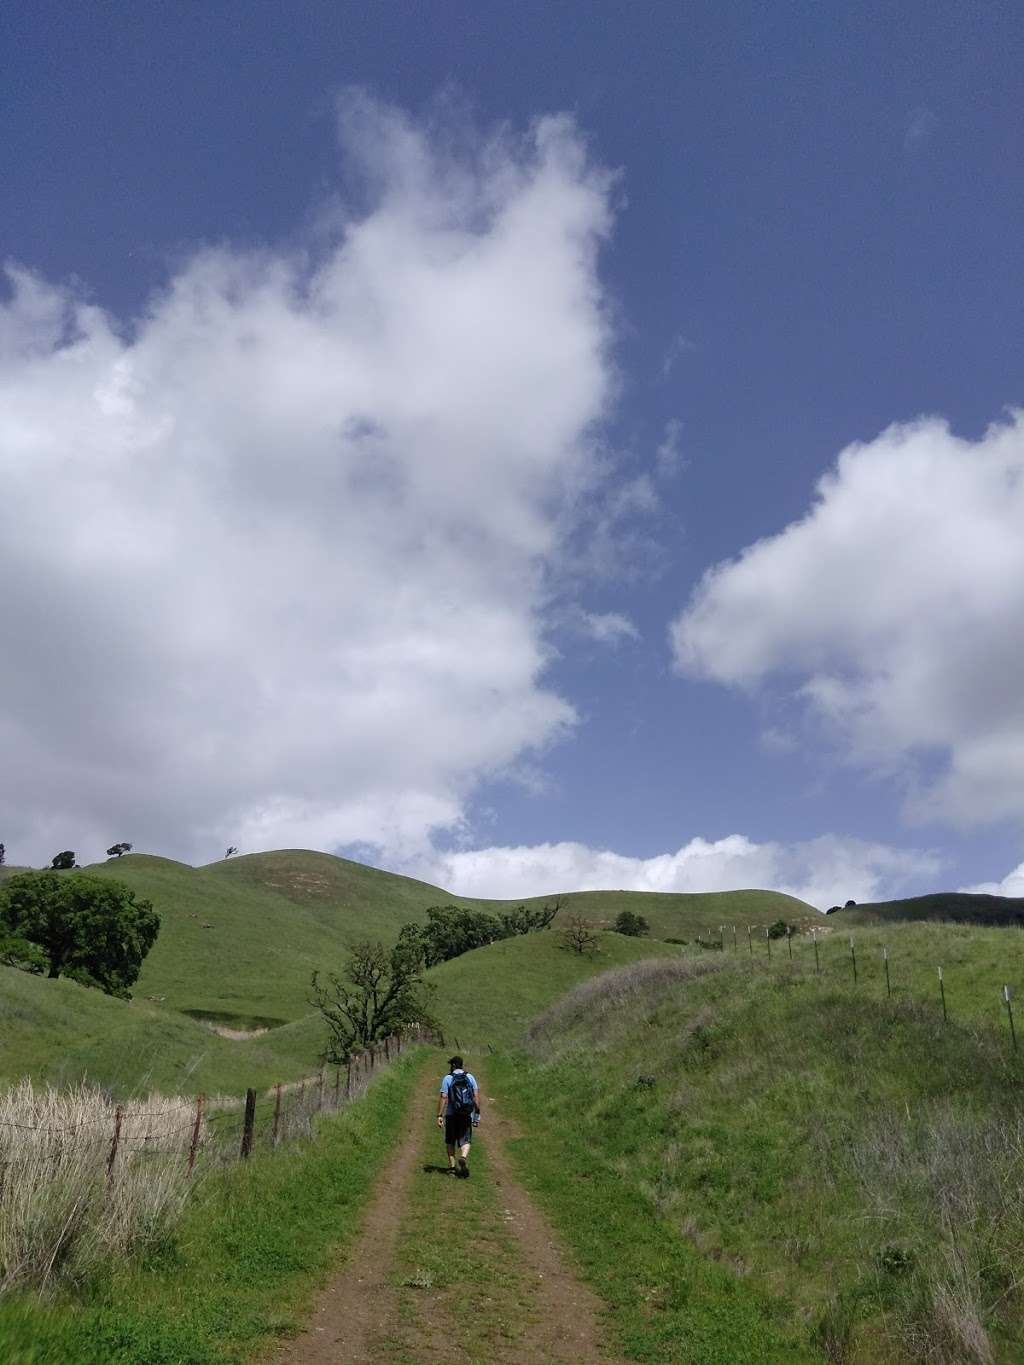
[106,842,133,858]
[224,846,238,859]
[767,919,791,939]
[399,898,562,969]
[51,851,76,870]
[310,937,435,1062]
[0,842,5,866]
[0,930,47,973]
[561,915,600,955]
[845,899,857,908]
[0,872,159,998]
[614,910,650,937]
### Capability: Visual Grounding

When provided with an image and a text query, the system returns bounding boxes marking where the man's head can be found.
[448,1054,464,1070]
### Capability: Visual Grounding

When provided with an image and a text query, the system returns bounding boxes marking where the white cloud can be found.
[578,611,639,645]
[0,99,617,867]
[961,863,1024,898]
[671,413,1024,830]
[410,832,941,910]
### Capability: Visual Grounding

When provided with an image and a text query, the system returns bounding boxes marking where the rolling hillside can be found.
[835,890,1024,928]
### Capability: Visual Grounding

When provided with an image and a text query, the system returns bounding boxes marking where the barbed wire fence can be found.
[688,920,1024,1050]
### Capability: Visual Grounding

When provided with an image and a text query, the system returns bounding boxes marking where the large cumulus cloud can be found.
[410,832,941,909]
[671,413,1024,829]
[0,100,615,866]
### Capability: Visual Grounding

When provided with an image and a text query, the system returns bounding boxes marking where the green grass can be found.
[493,943,1024,1363]
[428,929,684,1046]
[836,891,1024,929]
[0,1049,426,1365]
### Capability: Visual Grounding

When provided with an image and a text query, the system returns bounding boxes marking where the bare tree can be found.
[224,846,238,859]
[561,914,600,955]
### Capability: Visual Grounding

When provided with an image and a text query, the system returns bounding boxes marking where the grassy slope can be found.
[427,929,682,1046]
[493,941,1024,1363]
[836,890,1024,928]
[1,847,813,1093]
[0,965,322,1097]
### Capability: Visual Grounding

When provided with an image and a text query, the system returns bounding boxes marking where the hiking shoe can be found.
[458,1158,469,1179]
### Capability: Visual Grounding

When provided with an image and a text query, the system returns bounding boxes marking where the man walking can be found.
[437,1054,480,1178]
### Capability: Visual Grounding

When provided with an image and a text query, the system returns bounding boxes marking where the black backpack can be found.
[448,1070,475,1115]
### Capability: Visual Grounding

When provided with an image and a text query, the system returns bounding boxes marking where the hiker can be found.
[437,1054,480,1178]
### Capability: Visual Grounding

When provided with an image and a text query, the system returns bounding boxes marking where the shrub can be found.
[613,911,650,937]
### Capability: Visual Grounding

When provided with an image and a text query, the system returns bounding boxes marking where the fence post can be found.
[939,966,948,1023]
[187,1094,205,1175]
[346,1057,353,1100]
[317,1070,325,1112]
[765,928,772,961]
[1004,985,1017,1050]
[883,947,891,1000]
[240,1088,256,1158]
[747,925,753,957]
[272,1083,282,1145]
[106,1104,124,1186]
[334,1068,341,1106]
[732,924,737,953]
[384,1036,391,1062]
[787,926,793,961]
[849,937,858,984]
[813,928,820,975]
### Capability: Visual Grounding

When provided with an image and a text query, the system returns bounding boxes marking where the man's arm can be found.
[436,1080,447,1126]
[473,1085,481,1116]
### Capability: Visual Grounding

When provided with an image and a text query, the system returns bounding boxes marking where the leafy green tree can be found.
[0,872,159,998]
[310,936,435,1062]
[0,931,47,974]
[106,842,133,858]
[0,842,6,866]
[767,919,792,940]
[614,910,650,937]
[50,851,76,870]
[400,898,562,968]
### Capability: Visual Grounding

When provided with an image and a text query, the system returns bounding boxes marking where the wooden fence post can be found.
[384,1036,391,1062]
[334,1069,341,1105]
[883,947,891,1000]
[272,1083,282,1145]
[939,966,948,1023]
[317,1071,325,1112]
[849,937,858,984]
[187,1094,205,1175]
[765,928,772,961]
[240,1088,256,1158]
[747,925,753,956]
[346,1058,353,1100]
[1004,985,1017,1050]
[107,1104,124,1186]
[813,928,820,974]
[787,926,793,960]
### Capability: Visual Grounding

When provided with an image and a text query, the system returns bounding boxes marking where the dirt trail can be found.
[273,1061,624,1364]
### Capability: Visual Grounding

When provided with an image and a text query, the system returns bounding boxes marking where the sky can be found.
[2,2,1023,908]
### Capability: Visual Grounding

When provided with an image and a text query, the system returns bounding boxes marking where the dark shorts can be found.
[444,1113,472,1147]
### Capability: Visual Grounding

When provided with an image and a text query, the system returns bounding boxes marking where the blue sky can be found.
[2,2,1022,906]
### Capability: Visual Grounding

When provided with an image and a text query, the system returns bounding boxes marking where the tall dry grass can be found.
[526,955,726,1053]
[0,1080,200,1293]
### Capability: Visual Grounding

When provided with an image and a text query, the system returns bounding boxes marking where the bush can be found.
[614,911,650,937]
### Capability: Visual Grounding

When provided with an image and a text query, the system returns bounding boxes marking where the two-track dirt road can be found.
[274,1062,625,1364]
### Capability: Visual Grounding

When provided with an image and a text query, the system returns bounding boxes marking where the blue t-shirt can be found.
[440,1070,478,1116]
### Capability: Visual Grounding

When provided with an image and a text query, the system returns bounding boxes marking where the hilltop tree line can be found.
[0,841,243,868]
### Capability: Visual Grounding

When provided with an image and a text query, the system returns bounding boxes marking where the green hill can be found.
[0,846,814,1094]
[495,934,1024,1361]
[835,890,1024,928]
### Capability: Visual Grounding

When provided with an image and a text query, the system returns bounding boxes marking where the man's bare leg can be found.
[457,1139,470,1177]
